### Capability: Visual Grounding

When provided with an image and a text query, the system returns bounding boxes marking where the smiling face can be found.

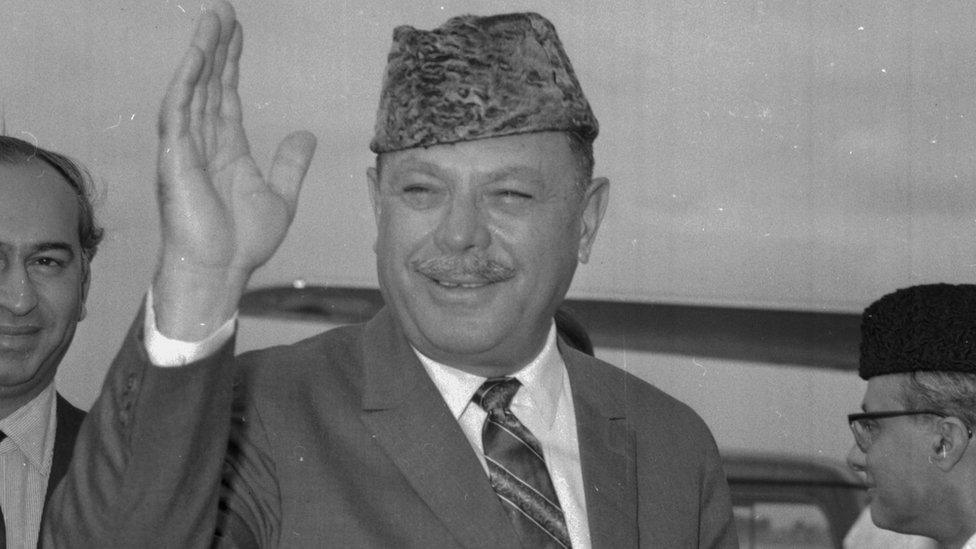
[368,132,608,376]
[0,161,88,416]
[846,374,942,536]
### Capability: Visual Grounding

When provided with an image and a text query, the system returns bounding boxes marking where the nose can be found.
[0,265,39,316]
[846,442,866,474]
[434,193,491,253]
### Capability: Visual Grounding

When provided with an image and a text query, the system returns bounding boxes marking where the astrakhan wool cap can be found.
[369,12,599,153]
[859,283,976,379]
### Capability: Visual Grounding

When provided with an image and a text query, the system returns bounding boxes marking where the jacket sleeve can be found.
[212,368,281,548]
[698,438,738,549]
[41,308,237,548]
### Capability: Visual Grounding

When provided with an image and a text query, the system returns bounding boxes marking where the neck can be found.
[0,383,50,421]
[934,508,976,549]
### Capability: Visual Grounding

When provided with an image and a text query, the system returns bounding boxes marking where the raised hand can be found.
[153,1,316,340]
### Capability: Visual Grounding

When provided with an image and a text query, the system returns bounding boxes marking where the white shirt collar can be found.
[0,383,57,474]
[415,321,564,428]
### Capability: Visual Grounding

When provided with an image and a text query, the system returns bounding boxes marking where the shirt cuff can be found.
[143,288,237,367]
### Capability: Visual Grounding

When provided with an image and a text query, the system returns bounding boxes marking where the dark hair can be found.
[0,136,104,262]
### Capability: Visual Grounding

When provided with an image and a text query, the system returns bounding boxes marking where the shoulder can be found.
[564,348,718,447]
[236,322,367,383]
[225,323,373,439]
[233,307,407,390]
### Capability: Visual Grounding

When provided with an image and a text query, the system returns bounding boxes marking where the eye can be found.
[486,175,539,208]
[403,184,431,194]
[490,188,535,210]
[28,254,70,274]
[497,190,532,201]
[398,183,443,209]
[35,257,63,267]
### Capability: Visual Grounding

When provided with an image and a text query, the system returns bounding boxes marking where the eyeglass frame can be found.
[847,410,975,452]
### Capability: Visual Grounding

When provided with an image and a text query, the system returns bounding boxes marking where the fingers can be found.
[184,2,237,149]
[268,131,318,212]
[158,45,204,150]
[220,23,244,123]
[188,11,222,142]
[204,4,238,130]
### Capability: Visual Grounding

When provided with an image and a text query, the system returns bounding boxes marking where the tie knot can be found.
[475,377,521,413]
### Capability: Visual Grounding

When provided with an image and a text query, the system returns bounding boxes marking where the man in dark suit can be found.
[0,136,97,547]
[44,2,735,547]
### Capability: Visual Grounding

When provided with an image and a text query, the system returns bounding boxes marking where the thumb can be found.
[268,130,318,214]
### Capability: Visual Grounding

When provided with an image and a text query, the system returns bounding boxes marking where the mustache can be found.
[413,256,516,282]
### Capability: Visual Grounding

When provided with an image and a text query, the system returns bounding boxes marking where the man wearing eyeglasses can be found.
[847,283,976,549]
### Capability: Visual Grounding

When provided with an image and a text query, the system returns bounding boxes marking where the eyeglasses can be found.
[847,410,948,452]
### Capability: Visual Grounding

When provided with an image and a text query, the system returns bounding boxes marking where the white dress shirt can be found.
[415,323,591,549]
[0,383,57,549]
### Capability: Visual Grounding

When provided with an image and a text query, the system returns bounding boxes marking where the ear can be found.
[931,417,971,472]
[367,166,382,221]
[366,167,382,254]
[78,258,91,322]
[576,177,610,264]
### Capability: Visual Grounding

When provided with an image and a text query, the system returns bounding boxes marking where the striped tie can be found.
[475,378,571,548]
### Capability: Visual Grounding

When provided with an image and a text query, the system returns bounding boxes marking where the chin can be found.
[0,363,32,386]
[868,500,908,534]
[424,322,505,355]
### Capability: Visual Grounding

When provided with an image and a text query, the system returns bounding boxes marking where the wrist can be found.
[151,254,250,341]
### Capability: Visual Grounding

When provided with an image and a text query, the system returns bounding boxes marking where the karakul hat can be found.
[370,12,598,153]
[859,283,976,379]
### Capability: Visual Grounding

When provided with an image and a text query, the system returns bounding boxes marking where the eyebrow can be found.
[33,242,76,258]
[389,160,544,185]
[483,166,545,185]
[389,160,450,180]
[0,241,77,260]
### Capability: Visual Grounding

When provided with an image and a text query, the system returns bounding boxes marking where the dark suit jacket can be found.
[43,308,736,548]
[38,392,86,537]
[48,394,85,504]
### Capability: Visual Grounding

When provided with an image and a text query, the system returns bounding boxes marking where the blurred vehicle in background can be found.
[723,452,866,549]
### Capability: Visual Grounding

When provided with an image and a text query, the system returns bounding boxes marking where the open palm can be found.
[153,1,316,339]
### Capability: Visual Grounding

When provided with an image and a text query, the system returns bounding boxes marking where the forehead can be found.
[380,132,577,181]
[863,374,908,411]
[0,161,80,248]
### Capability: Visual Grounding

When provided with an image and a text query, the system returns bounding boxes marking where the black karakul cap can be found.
[859,283,976,379]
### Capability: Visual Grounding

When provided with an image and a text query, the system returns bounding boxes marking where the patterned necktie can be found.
[475,378,571,548]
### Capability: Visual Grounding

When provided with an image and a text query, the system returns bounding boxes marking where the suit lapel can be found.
[46,394,85,503]
[357,309,521,549]
[562,345,639,547]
